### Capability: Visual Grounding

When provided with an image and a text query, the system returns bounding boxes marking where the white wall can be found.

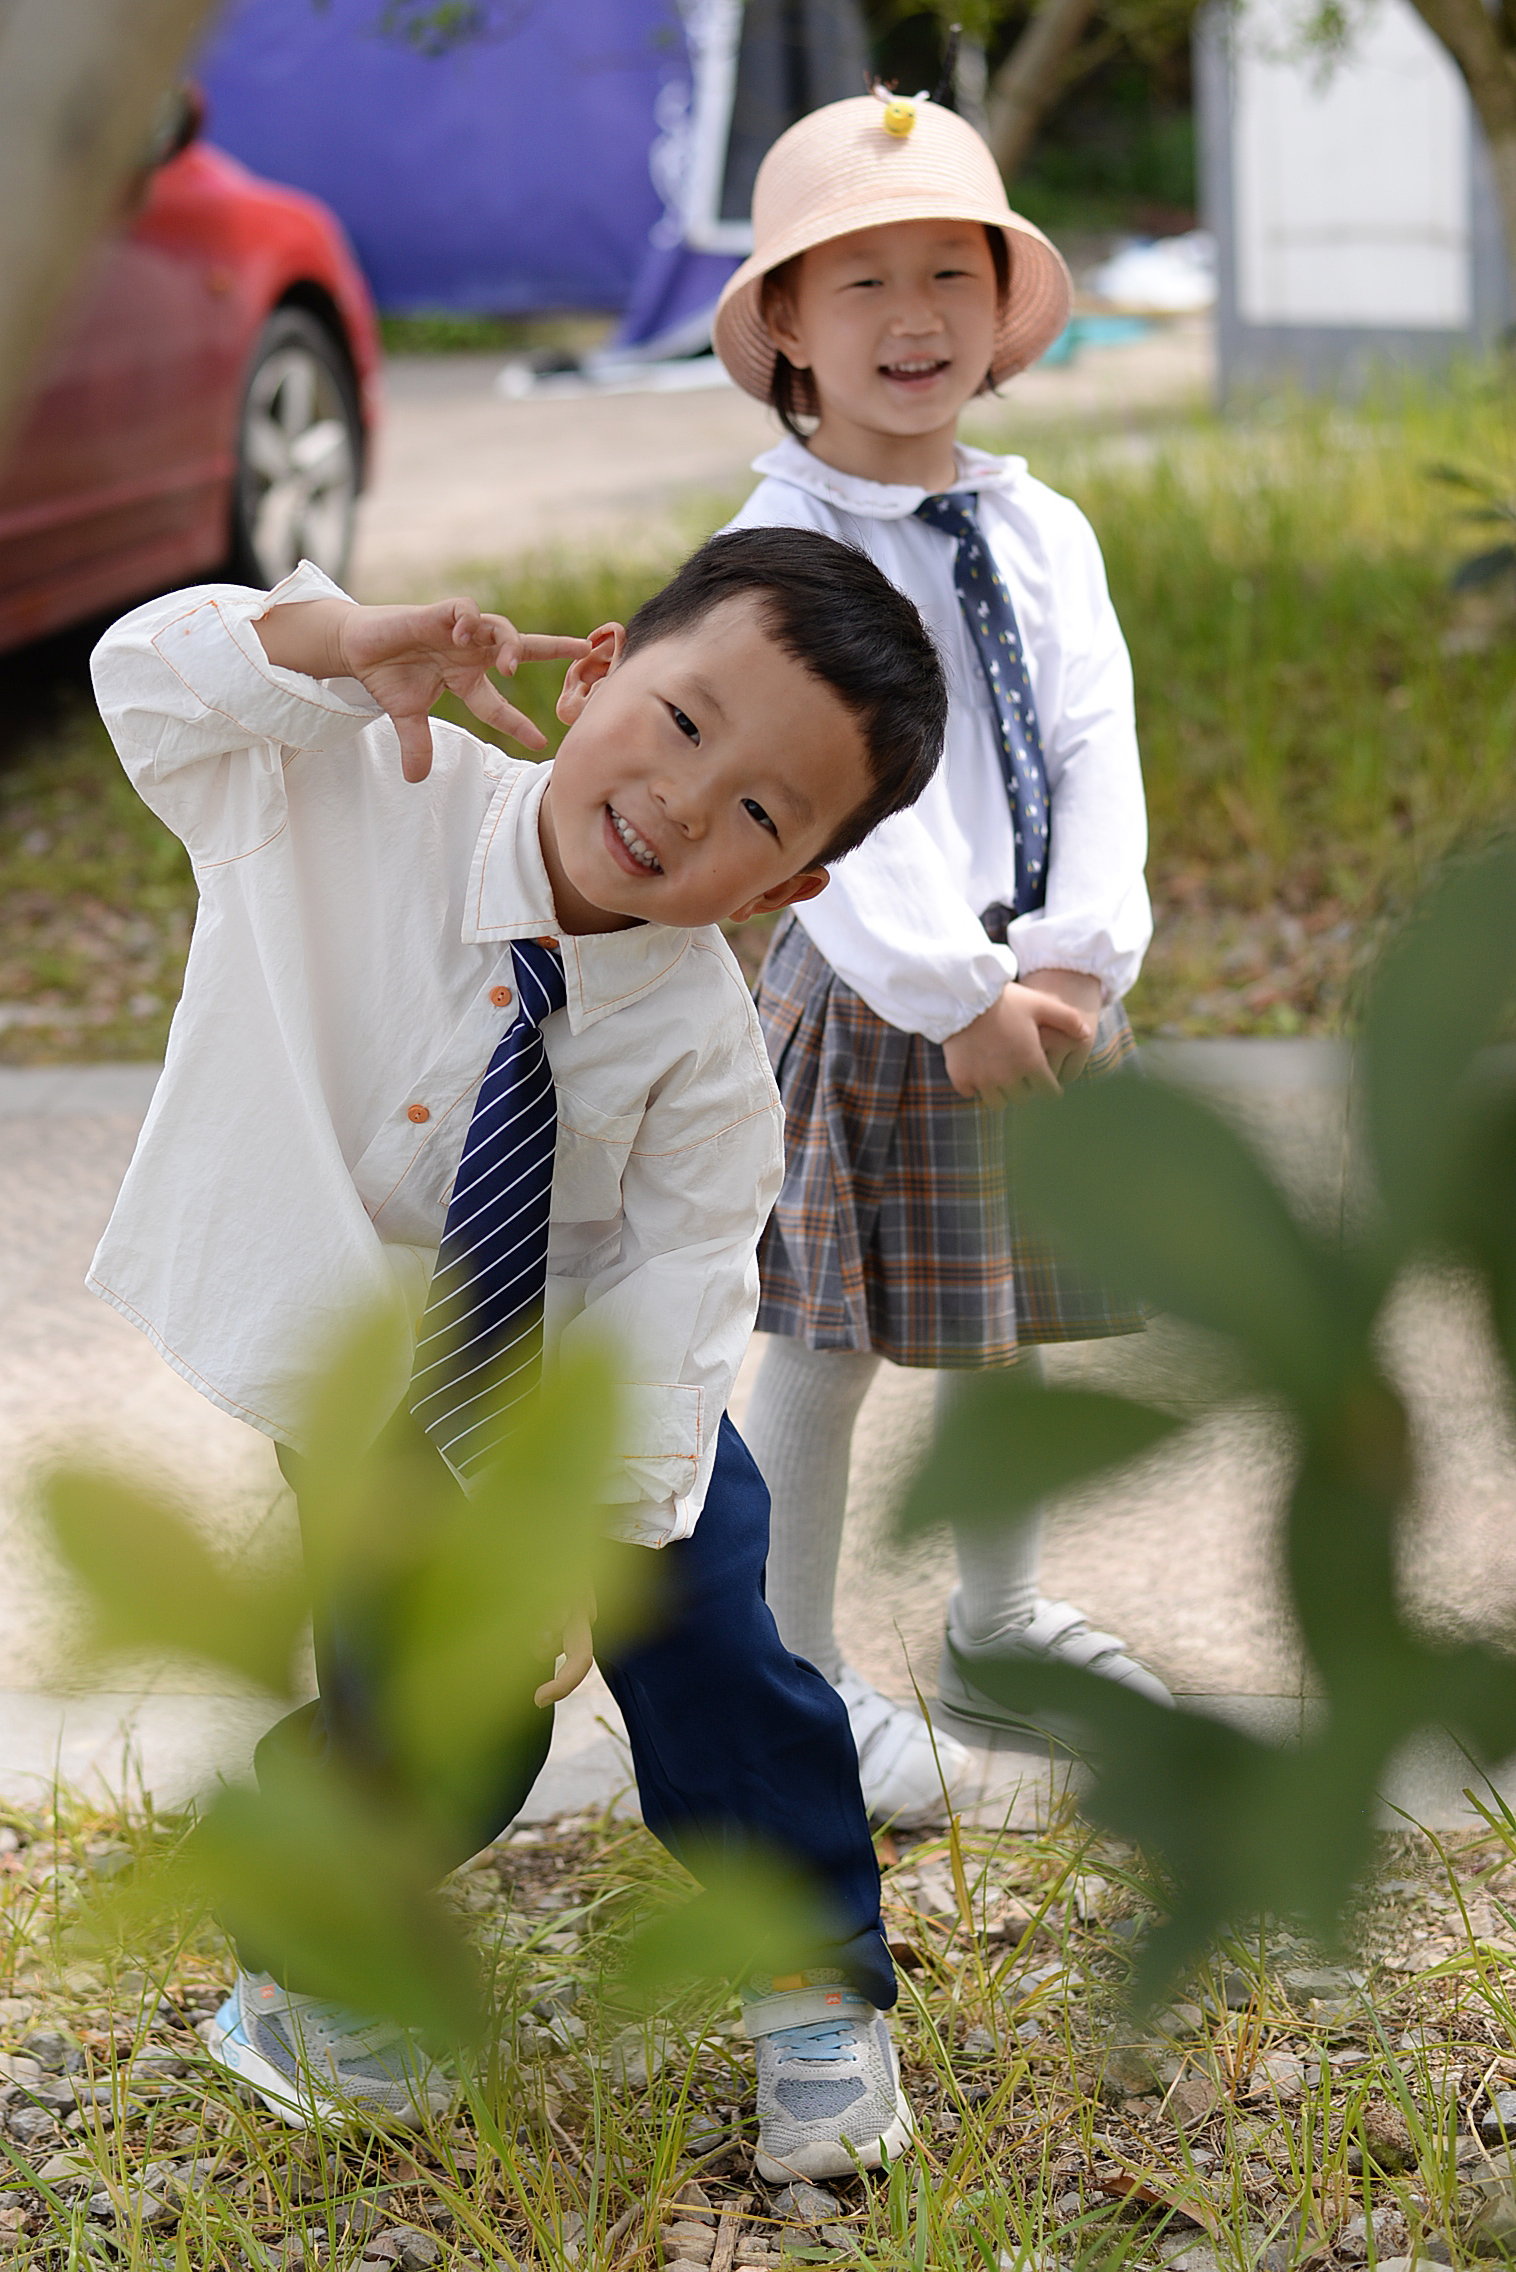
[1233,0,1472,330]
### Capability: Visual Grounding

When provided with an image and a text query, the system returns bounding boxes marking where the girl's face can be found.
[765,219,1001,455]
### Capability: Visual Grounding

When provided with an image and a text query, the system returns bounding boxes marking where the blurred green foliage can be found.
[902,836,1516,1997]
[43,1317,630,2043]
[1428,459,1516,597]
[41,1322,835,2046]
[378,311,613,357]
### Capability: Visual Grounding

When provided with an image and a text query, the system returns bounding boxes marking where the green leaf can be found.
[1012,1076,1374,1413]
[289,1304,426,1605]
[619,1846,845,1995]
[43,1469,306,1696]
[1444,1076,1516,1377]
[189,1754,481,2045]
[938,1646,1316,1992]
[1283,1422,1410,1685]
[1425,461,1496,495]
[947,1614,1516,2004]
[1452,546,1516,591]
[1362,834,1516,1261]
[897,1379,1184,1537]
[378,1346,634,1820]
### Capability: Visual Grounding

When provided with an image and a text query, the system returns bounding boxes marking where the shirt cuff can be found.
[1007,918,1142,1007]
[150,563,383,752]
[928,943,1021,1042]
[595,1381,703,1511]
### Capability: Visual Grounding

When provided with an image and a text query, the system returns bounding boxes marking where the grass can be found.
[3,367,1516,1058]
[0,685,194,1066]
[379,315,614,360]
[5,1782,1516,2268]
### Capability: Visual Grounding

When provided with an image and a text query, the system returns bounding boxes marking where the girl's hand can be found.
[255,596,592,783]
[1024,968,1103,1086]
[941,979,1093,1105]
[534,1592,597,1708]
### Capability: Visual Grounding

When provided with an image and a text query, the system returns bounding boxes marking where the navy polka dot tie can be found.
[409,937,566,1481]
[915,492,1049,921]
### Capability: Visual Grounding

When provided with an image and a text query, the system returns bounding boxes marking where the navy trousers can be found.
[264,1410,895,2011]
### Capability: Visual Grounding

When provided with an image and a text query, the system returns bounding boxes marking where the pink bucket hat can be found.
[713,94,1072,402]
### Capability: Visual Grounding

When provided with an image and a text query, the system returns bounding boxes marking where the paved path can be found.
[347,318,1215,595]
[3,1044,1516,1830]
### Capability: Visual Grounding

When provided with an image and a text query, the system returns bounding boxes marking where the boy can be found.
[88,529,951,2183]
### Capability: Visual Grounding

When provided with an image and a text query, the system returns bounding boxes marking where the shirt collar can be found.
[463,759,693,1032]
[748,434,1027,521]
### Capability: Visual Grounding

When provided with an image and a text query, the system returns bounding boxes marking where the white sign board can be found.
[1234,0,1471,329]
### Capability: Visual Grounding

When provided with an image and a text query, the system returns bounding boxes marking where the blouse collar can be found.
[747,434,1028,521]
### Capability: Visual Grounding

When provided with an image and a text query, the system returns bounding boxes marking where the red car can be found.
[0,93,382,655]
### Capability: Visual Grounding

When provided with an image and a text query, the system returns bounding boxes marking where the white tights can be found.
[743,1336,1042,1683]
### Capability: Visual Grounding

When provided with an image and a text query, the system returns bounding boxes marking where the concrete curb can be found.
[0,1678,1506,1834]
[0,1064,162,1116]
[0,1040,1357,1122]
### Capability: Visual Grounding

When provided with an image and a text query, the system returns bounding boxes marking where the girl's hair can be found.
[761,224,1011,440]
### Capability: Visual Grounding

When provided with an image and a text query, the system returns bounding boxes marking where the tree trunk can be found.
[984,0,1102,178]
[0,0,218,456]
[1406,0,1516,319]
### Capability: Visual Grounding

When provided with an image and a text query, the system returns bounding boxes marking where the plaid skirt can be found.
[754,914,1145,1369]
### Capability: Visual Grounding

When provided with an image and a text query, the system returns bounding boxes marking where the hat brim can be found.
[713,202,1072,403]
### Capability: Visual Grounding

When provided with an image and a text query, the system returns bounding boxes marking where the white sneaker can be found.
[743,1970,913,2183]
[936,1591,1173,1745]
[836,1664,976,1828]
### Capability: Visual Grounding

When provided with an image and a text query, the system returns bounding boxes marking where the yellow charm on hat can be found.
[873,81,928,138]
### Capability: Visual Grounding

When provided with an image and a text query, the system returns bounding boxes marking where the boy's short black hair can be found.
[624,526,946,865]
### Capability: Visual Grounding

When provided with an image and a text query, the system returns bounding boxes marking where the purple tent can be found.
[194,0,868,350]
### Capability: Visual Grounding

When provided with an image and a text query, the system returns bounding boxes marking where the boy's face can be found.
[539,595,872,934]
[766,219,1000,445]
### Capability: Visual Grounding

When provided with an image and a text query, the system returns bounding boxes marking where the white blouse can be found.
[726,437,1152,1042]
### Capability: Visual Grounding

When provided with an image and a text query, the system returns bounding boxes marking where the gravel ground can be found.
[0,1802,1514,2270]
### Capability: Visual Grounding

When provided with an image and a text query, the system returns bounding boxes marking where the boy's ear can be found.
[556,622,625,725]
[728,867,829,925]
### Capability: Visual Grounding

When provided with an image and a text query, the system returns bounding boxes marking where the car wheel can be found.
[231,308,361,588]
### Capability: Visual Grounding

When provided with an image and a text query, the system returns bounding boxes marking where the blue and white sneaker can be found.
[743,1970,913,2184]
[201,1969,455,2129]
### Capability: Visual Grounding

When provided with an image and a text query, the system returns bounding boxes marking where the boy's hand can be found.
[255,596,591,783]
[941,979,1094,1105]
[1025,968,1103,1086]
[534,1592,597,1709]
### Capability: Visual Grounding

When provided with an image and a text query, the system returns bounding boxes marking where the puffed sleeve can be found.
[997,489,1152,1002]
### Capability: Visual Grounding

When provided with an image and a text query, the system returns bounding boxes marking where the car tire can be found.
[229,307,361,589]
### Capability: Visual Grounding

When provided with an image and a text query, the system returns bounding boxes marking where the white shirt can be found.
[725,438,1152,1041]
[87,564,784,1547]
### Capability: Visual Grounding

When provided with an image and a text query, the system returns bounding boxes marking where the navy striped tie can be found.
[915,492,1049,921]
[409,938,567,1481]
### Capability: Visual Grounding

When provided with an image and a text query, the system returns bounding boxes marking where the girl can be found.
[713,91,1171,1825]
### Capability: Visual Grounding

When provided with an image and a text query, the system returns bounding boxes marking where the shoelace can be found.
[282,1998,411,2054]
[763,2018,860,2062]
